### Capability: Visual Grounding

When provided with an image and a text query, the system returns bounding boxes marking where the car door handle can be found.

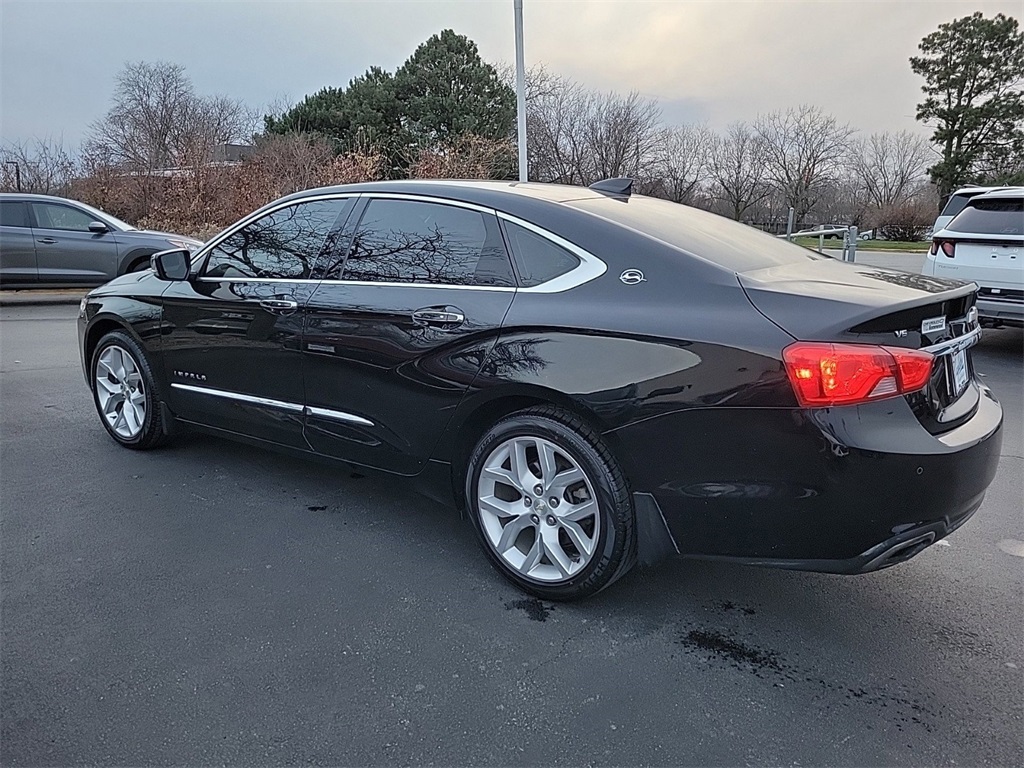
[37,237,57,245]
[259,298,299,314]
[412,308,465,326]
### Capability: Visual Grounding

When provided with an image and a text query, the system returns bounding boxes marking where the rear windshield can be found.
[568,195,821,272]
[948,198,1023,236]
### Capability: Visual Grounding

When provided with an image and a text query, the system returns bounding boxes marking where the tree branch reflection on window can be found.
[341,200,514,287]
[204,199,347,280]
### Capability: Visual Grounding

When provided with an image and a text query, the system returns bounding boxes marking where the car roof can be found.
[950,185,1022,197]
[285,179,606,209]
[966,188,1023,202]
[0,192,83,204]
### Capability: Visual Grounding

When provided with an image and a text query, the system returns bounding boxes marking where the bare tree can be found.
[849,130,932,210]
[525,70,664,186]
[639,124,713,203]
[526,68,594,184]
[707,122,770,221]
[585,90,662,182]
[754,105,855,226]
[83,61,251,215]
[0,138,77,194]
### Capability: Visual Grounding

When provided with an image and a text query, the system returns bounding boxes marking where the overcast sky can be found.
[1,0,1020,151]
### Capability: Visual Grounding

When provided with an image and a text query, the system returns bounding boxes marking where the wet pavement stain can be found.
[678,629,780,673]
[719,600,756,616]
[505,598,553,622]
[307,505,328,512]
[675,626,936,733]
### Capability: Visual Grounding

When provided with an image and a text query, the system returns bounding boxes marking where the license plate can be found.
[951,348,969,396]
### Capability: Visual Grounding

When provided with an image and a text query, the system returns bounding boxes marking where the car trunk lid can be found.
[738,258,980,434]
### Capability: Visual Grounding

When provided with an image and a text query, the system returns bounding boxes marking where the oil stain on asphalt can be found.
[675,625,936,733]
[505,598,554,622]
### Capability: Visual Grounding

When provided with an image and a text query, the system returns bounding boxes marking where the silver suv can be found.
[0,193,202,286]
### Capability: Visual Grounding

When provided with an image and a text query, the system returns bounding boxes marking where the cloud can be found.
[1,0,1020,147]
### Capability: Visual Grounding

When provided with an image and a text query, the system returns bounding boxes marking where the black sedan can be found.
[78,179,1003,600]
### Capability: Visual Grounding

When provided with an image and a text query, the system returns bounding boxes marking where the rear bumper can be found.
[611,386,1003,571]
[977,297,1024,328]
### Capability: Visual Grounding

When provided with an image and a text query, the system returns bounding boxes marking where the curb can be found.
[0,291,88,307]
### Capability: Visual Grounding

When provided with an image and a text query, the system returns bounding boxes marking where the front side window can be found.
[203,199,350,280]
[0,200,28,228]
[31,203,95,232]
[948,198,1023,236]
[502,221,581,287]
[338,199,514,287]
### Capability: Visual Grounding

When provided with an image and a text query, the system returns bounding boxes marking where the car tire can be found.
[126,255,153,273]
[465,405,636,600]
[91,330,170,450]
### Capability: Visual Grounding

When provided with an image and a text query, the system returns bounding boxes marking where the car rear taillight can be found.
[783,342,934,407]
[930,239,956,257]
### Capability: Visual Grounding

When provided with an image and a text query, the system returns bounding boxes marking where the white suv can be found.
[923,188,1023,328]
[933,186,1022,234]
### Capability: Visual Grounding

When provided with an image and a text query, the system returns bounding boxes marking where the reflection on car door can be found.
[29,201,119,284]
[302,197,517,475]
[161,197,354,448]
[0,200,37,284]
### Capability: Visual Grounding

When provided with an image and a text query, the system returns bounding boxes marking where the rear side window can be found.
[203,198,350,280]
[338,199,514,287]
[948,198,1024,236]
[939,193,974,219]
[502,221,580,287]
[0,200,28,228]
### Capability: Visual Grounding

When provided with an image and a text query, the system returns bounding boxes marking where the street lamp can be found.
[4,161,21,192]
[514,0,527,182]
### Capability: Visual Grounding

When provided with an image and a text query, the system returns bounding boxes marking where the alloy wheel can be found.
[476,436,601,582]
[95,345,147,439]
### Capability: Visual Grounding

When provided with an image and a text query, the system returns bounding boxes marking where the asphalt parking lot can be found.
[2,304,1021,767]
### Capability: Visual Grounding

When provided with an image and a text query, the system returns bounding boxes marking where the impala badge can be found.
[921,316,946,335]
[620,269,646,285]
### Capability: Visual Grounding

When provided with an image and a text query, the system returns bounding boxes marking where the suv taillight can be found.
[783,342,934,407]
[930,239,956,257]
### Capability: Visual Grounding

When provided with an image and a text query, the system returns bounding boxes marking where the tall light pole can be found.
[514,0,527,182]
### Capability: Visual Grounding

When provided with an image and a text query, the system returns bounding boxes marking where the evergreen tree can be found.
[910,12,1024,202]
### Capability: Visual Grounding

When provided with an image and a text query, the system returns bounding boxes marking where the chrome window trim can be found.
[188,190,608,293]
[495,211,607,293]
[170,383,304,412]
[188,192,362,272]
[316,279,516,292]
[196,277,325,284]
[354,192,495,216]
[305,406,374,427]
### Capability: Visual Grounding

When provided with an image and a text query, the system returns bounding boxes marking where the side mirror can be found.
[151,248,191,281]
[88,221,110,234]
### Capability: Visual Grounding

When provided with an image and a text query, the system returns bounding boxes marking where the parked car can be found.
[78,179,1003,600]
[925,188,1023,329]
[812,223,848,240]
[933,185,1023,234]
[0,193,202,286]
